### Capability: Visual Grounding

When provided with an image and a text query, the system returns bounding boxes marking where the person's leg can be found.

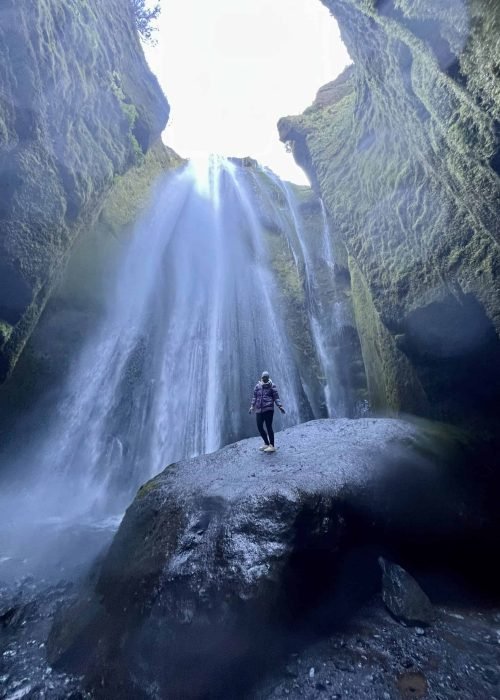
[256,413,269,445]
[263,411,274,446]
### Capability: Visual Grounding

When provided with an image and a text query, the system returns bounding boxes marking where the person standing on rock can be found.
[248,371,285,452]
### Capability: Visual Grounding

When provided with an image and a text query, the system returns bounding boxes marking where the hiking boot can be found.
[264,445,276,453]
[259,444,269,451]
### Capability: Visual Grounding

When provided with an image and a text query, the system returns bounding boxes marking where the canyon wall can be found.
[279,0,500,427]
[0,0,169,380]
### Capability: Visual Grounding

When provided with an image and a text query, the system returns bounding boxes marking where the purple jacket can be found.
[251,380,283,413]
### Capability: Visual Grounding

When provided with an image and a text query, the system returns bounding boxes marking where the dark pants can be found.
[256,410,274,446]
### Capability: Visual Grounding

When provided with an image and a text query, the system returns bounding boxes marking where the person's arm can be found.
[272,384,285,413]
[249,385,257,413]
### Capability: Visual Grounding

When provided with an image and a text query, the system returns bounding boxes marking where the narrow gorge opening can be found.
[143,0,352,185]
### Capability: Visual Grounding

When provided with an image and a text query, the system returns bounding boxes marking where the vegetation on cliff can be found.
[130,0,161,44]
[279,0,500,427]
[0,0,169,381]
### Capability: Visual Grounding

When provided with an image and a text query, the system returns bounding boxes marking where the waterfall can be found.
[261,170,346,417]
[0,157,348,528]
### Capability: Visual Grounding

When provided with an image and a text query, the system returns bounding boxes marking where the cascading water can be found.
[317,200,348,416]
[5,157,352,531]
[262,170,346,417]
[0,155,355,585]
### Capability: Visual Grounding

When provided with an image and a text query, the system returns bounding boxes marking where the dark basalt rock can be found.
[47,418,496,699]
[379,557,435,626]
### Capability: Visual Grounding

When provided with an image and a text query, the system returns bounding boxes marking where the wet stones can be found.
[379,558,435,627]
[0,604,21,629]
[0,577,83,700]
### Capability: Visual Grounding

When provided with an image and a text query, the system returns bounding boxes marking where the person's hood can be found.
[258,378,273,387]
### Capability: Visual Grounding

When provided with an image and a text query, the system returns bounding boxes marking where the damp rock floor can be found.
[256,597,500,700]
[2,580,500,700]
[0,577,91,700]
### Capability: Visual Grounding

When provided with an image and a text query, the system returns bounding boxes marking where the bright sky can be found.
[144,0,351,184]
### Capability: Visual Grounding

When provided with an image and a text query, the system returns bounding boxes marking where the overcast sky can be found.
[144,0,351,184]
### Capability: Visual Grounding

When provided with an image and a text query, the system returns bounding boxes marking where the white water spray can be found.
[0,156,352,551]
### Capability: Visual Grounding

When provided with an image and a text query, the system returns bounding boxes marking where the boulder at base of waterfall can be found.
[379,557,435,626]
[47,418,492,699]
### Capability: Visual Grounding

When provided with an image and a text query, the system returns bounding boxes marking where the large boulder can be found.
[47,417,495,699]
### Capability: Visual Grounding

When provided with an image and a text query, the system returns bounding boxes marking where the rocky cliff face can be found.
[279,0,500,428]
[0,0,169,380]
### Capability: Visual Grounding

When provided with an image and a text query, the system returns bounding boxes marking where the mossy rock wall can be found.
[56,140,184,314]
[349,255,427,413]
[279,0,500,427]
[0,0,170,381]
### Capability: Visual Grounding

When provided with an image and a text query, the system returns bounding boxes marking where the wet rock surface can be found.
[46,417,499,698]
[380,558,435,627]
[3,580,500,699]
[0,519,118,700]
[0,0,169,381]
[0,577,87,700]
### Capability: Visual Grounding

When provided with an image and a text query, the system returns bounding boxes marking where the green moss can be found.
[137,477,160,499]
[56,141,184,312]
[110,71,143,163]
[0,322,13,346]
[349,255,427,413]
[410,417,478,455]
[122,101,139,130]
[100,140,184,237]
[264,228,304,306]
[262,222,323,393]
[0,0,170,381]
[131,135,144,165]
[0,117,8,147]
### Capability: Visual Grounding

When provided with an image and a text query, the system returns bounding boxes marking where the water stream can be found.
[264,170,346,417]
